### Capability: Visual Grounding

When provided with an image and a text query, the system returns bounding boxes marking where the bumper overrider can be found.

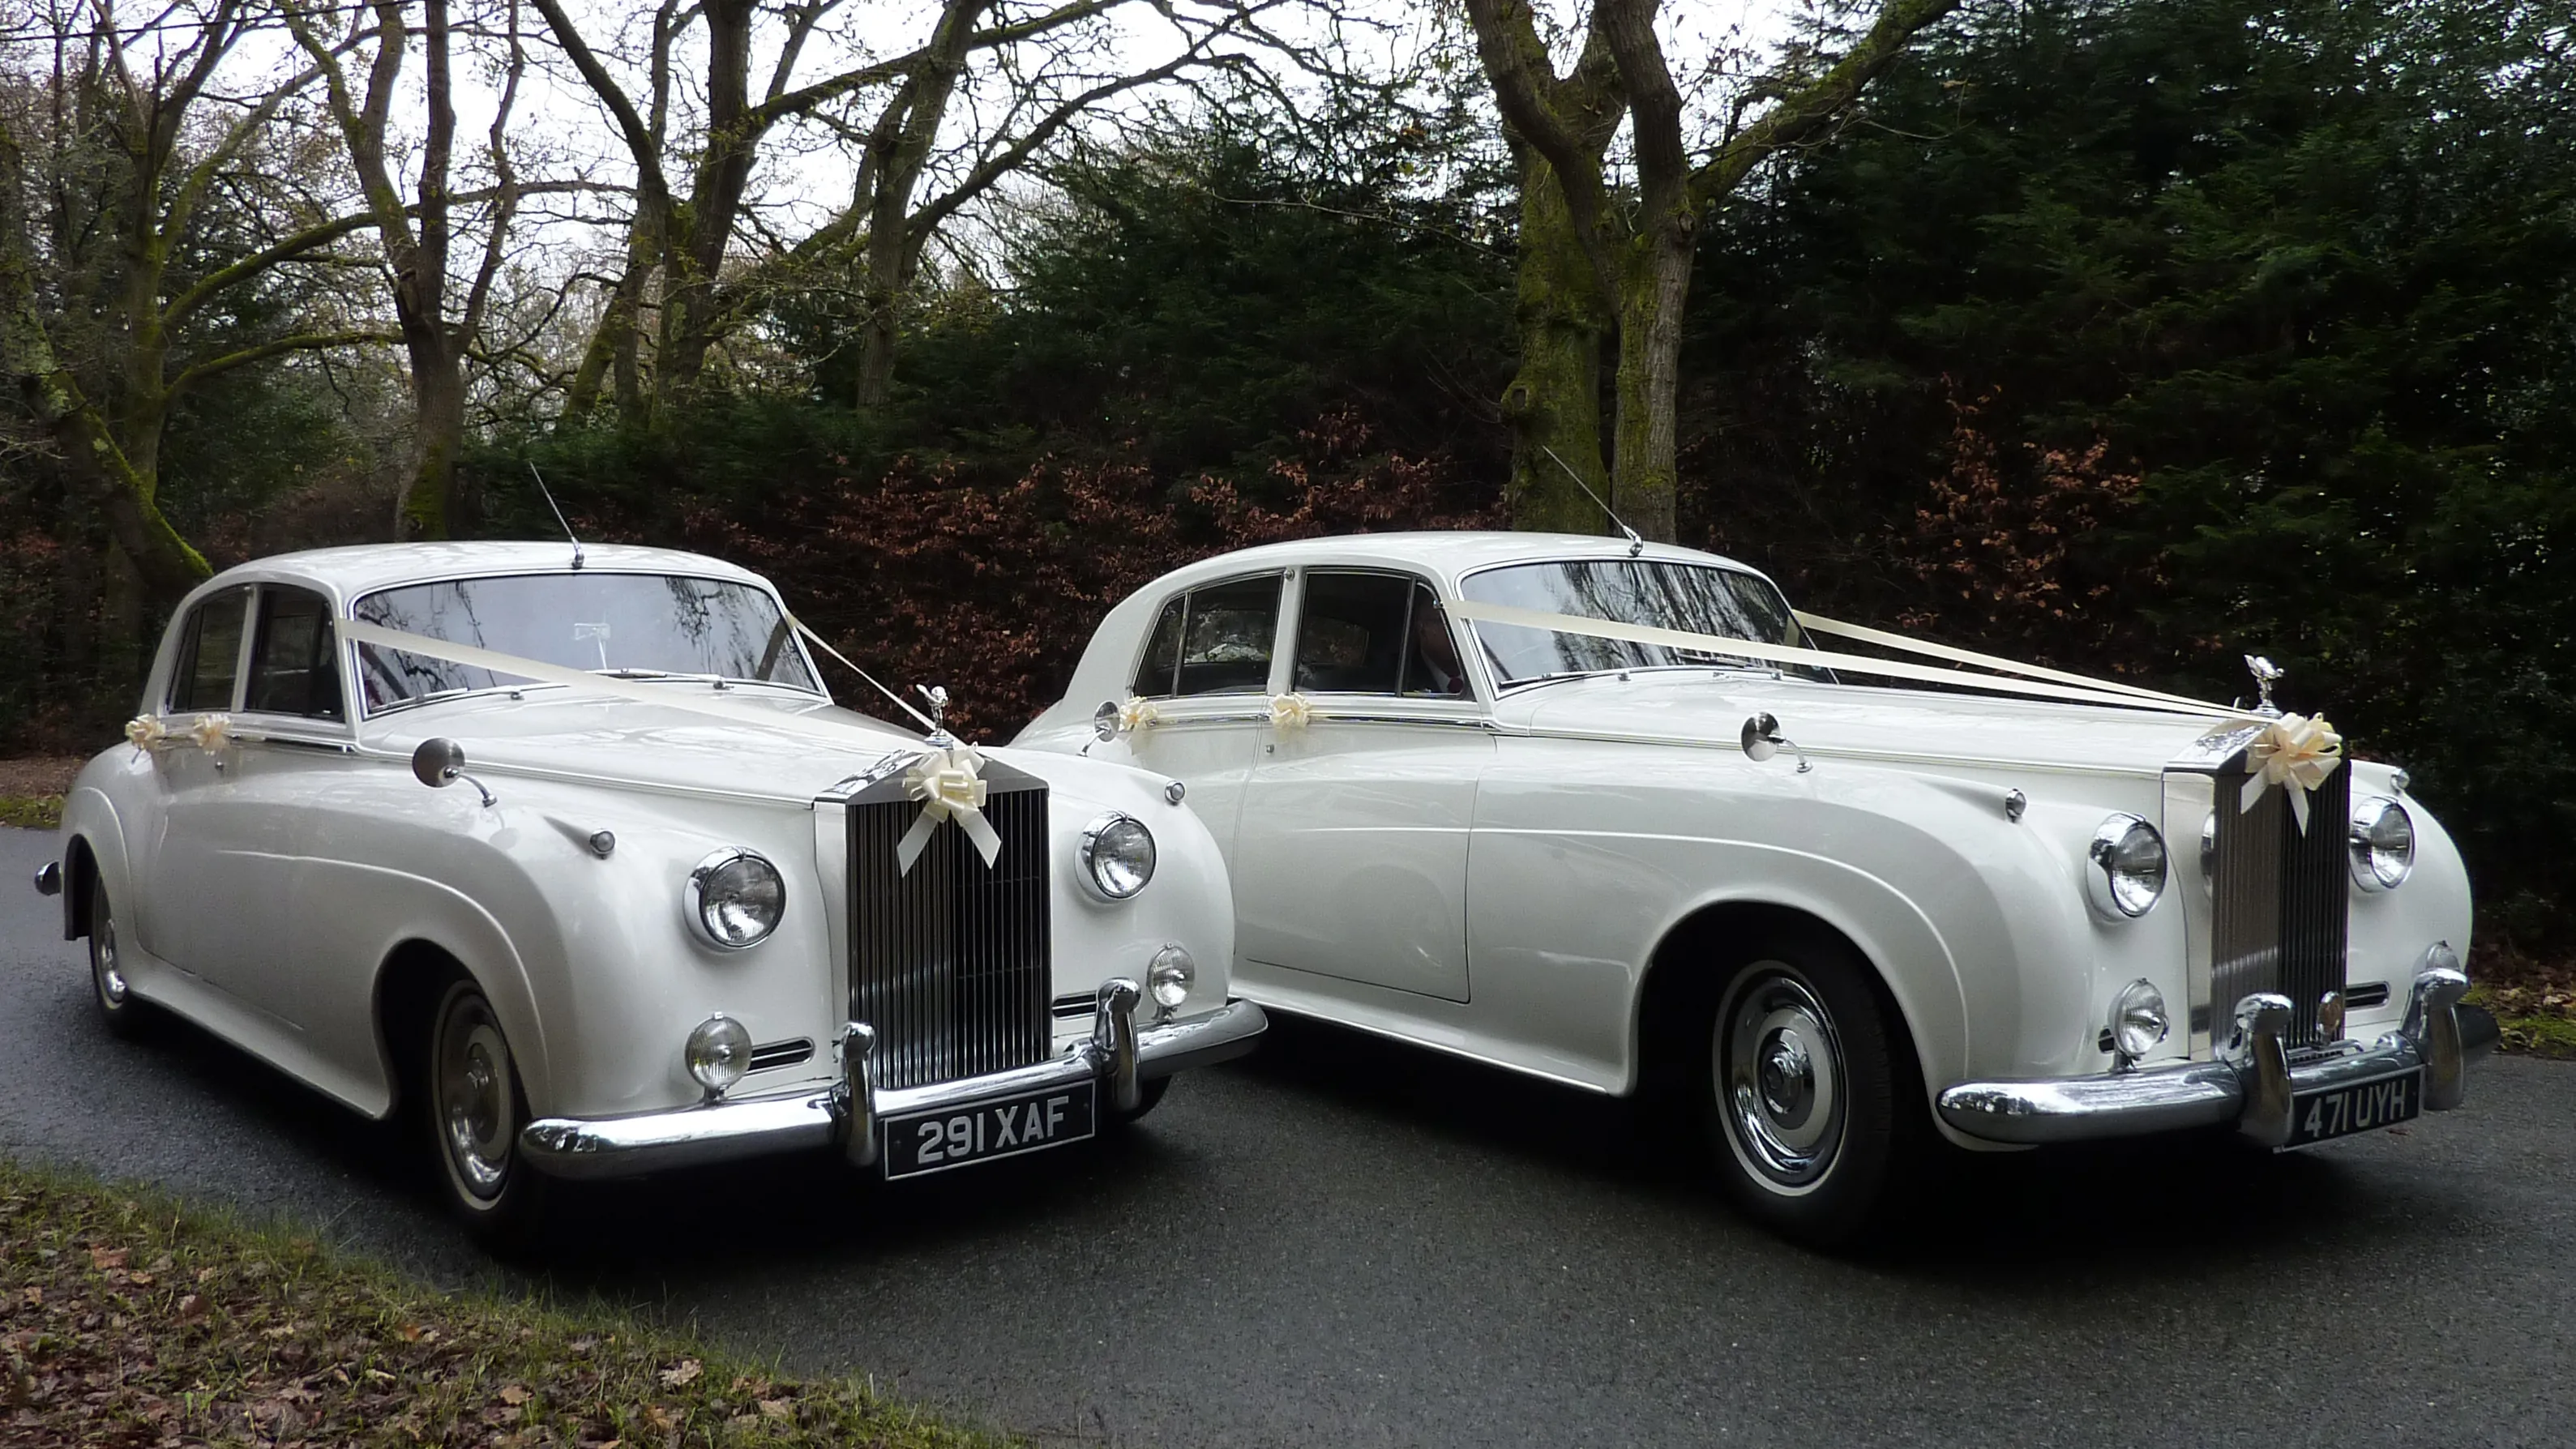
[1937,957,2479,1148]
[519,981,1265,1180]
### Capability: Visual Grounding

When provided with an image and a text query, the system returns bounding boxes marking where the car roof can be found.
[186,541,775,611]
[1138,530,1775,595]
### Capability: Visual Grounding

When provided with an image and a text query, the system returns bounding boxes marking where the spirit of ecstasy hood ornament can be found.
[2243,655,2284,717]
[916,683,953,746]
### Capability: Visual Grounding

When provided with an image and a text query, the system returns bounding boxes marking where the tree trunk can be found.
[1608,216,1694,543]
[396,333,469,539]
[1498,145,1615,535]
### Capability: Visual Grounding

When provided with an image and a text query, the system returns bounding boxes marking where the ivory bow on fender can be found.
[897,744,1004,874]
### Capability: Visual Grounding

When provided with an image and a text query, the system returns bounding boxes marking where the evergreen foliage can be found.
[1684,0,2576,944]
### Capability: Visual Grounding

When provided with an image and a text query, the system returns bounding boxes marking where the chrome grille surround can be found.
[2170,727,2351,1054]
[844,762,1053,1091]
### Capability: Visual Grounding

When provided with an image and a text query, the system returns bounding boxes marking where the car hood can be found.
[1503,673,2229,778]
[356,687,1147,802]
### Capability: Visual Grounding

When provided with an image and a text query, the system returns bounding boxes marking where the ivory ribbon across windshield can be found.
[338,618,922,746]
[1444,600,2234,716]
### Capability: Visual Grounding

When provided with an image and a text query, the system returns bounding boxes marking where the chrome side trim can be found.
[518,998,1264,1180]
[1937,950,2471,1148]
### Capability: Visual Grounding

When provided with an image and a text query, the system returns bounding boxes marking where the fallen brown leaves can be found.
[0,1159,1008,1448]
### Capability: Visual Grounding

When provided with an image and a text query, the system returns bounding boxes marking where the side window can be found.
[1131,575,1284,698]
[1397,584,1469,699]
[245,587,345,720]
[1292,573,1412,694]
[1131,595,1185,697]
[169,588,250,712]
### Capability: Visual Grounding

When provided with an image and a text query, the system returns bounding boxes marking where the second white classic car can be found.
[1019,532,2482,1243]
[34,541,1261,1248]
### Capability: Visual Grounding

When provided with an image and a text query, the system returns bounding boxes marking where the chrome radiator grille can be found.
[2206,756,2351,1049]
[845,767,1052,1091]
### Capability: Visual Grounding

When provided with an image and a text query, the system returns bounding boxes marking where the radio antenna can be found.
[528,463,584,571]
[1539,446,1645,558]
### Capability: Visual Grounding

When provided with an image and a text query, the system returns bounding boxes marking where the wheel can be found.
[1109,1075,1171,1126]
[426,977,551,1251]
[1701,934,1921,1246]
[86,876,150,1039]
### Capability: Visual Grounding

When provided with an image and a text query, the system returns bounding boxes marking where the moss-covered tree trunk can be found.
[1500,144,1615,535]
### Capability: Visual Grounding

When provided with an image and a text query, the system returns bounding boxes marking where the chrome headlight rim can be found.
[1078,811,1156,900]
[2084,812,2168,921]
[2347,794,2415,893]
[685,847,787,950]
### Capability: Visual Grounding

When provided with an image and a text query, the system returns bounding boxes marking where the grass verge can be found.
[2467,984,2576,1060]
[0,1156,1008,1447]
[0,794,62,830]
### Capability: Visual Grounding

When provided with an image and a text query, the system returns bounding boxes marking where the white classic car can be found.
[1018,532,2482,1242]
[32,541,1260,1246]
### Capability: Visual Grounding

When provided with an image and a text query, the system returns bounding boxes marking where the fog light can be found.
[1149,945,1195,1011]
[2110,979,2169,1060]
[685,1013,752,1096]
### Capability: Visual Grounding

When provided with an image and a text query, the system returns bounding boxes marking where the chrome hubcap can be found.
[1718,968,1847,1192]
[436,996,513,1201]
[94,913,127,1006]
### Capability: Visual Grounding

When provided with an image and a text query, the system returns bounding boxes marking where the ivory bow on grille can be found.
[2240,712,2343,832]
[896,744,1004,874]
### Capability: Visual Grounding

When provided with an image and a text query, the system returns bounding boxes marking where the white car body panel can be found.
[1019,532,2474,1149]
[58,543,1240,1145]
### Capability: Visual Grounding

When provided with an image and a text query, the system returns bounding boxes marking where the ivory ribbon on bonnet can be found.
[336,618,1003,874]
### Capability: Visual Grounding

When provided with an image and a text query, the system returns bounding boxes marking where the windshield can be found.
[1461,559,1823,686]
[351,571,819,711]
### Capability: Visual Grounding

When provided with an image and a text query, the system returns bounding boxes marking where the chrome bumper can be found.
[519,985,1266,1181]
[1938,967,2474,1147]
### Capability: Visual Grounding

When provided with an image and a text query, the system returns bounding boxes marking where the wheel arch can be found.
[62,833,98,942]
[1632,894,1961,1112]
[369,934,549,1122]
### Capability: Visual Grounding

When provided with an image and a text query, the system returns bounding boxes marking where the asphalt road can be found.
[3,827,2570,1448]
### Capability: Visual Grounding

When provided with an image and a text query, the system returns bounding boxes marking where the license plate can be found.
[880,1082,1096,1179]
[2285,1066,2422,1149]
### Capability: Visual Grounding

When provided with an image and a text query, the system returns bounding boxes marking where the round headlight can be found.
[687,848,785,949]
[1080,813,1155,900]
[1149,944,1196,1011]
[2109,978,2169,1059]
[2084,813,2167,920]
[684,1013,752,1096]
[2347,795,2414,892]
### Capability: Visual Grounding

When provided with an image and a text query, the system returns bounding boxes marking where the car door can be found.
[221,583,360,1031]
[1230,572,1490,1002]
[1110,573,1286,866]
[135,585,259,981]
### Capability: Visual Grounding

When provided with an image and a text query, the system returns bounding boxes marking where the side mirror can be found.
[411,737,496,806]
[1739,712,1812,774]
[1093,700,1120,742]
[1739,712,1781,762]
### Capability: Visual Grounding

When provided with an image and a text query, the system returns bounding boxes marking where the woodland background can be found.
[2,0,2570,955]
